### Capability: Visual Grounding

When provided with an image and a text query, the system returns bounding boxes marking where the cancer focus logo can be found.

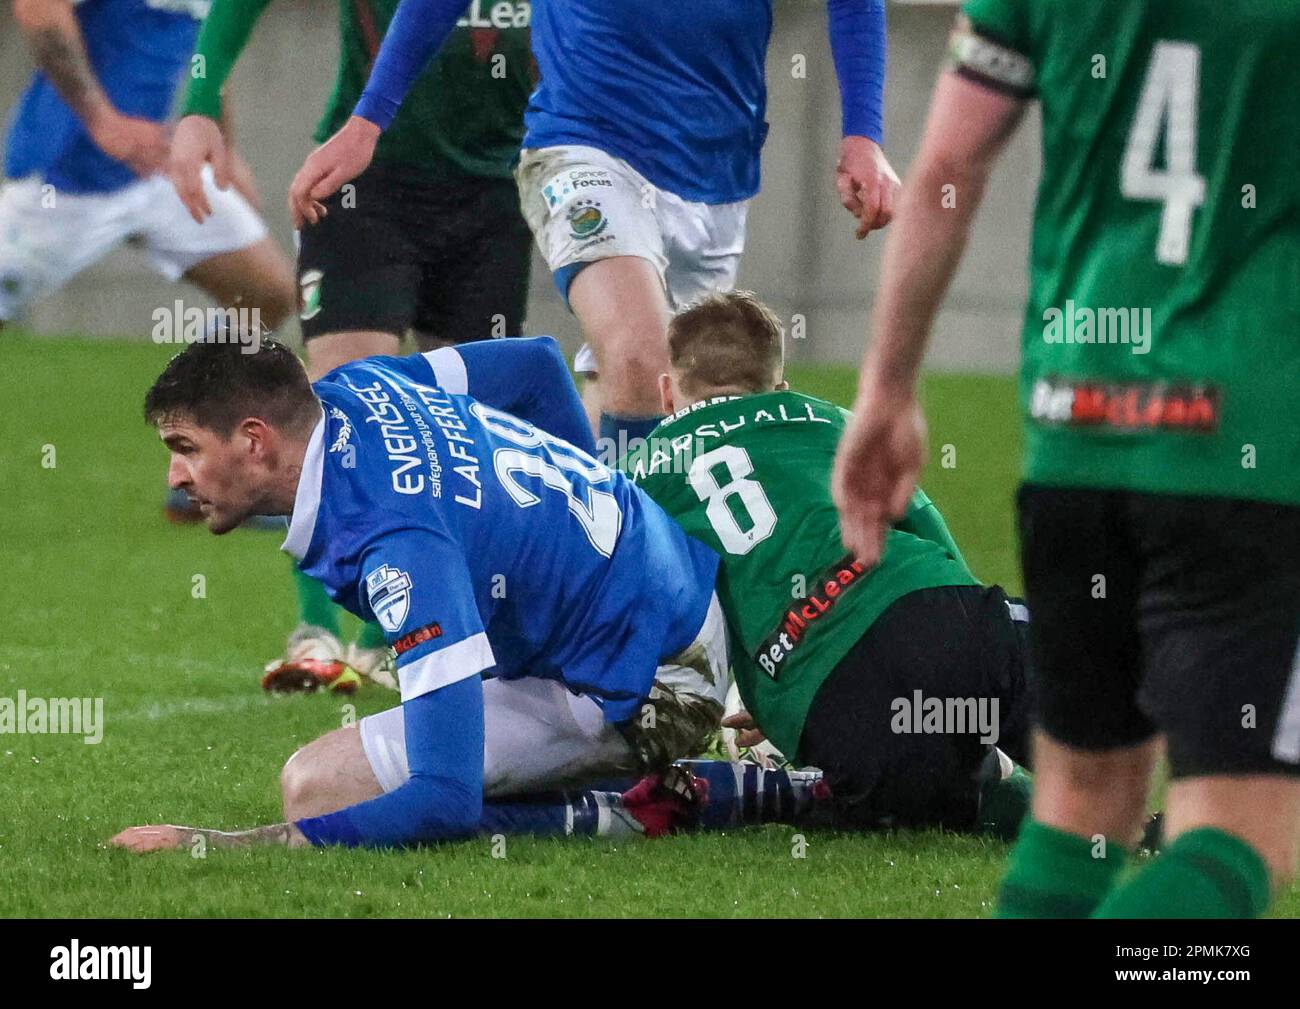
[567,200,608,240]
[365,565,413,633]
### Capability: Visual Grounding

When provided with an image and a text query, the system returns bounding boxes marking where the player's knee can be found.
[280,745,328,821]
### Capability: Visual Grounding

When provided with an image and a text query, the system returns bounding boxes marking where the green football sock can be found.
[292,564,340,637]
[1092,827,1270,919]
[355,620,387,650]
[994,820,1126,918]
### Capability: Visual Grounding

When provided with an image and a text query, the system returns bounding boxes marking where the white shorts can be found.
[0,167,267,321]
[515,144,749,375]
[360,594,731,797]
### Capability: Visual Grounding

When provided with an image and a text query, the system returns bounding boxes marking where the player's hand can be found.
[108,824,190,853]
[168,115,232,224]
[721,710,768,750]
[288,116,380,229]
[836,136,901,239]
[832,385,927,567]
[89,109,170,180]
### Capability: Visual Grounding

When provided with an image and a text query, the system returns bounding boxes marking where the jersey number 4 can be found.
[688,445,777,555]
[1120,41,1207,267]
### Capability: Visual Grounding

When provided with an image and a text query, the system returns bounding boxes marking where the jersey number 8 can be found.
[688,445,778,556]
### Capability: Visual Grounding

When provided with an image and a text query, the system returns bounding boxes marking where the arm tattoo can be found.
[29,21,110,129]
[187,823,307,849]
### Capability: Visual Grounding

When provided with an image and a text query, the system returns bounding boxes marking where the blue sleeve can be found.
[352,0,466,129]
[296,676,484,847]
[827,0,887,144]
[424,337,598,456]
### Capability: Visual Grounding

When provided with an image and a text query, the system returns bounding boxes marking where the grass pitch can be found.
[2,334,1292,918]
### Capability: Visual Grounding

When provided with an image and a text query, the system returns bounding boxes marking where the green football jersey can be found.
[317,0,533,180]
[625,391,980,761]
[956,0,1300,505]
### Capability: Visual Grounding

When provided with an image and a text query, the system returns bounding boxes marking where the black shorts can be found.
[296,164,532,344]
[1017,484,1300,778]
[799,584,1035,831]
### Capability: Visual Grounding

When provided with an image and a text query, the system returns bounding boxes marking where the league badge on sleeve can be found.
[365,565,413,633]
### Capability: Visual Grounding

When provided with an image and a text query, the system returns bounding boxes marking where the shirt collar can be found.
[280,413,326,561]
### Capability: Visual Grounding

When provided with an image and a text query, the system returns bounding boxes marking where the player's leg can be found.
[180,237,295,332]
[1092,494,1300,918]
[409,175,532,350]
[141,170,294,330]
[995,484,1158,918]
[515,146,671,451]
[796,585,1030,836]
[0,176,146,331]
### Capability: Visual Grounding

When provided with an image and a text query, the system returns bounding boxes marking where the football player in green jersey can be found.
[833,2,1300,918]
[165,0,535,690]
[624,291,1035,836]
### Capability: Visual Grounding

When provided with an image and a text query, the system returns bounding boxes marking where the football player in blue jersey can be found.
[3,0,295,518]
[283,0,899,459]
[2,0,294,336]
[112,335,735,850]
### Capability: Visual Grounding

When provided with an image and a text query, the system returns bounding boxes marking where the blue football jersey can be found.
[523,0,773,204]
[4,0,208,193]
[281,343,719,725]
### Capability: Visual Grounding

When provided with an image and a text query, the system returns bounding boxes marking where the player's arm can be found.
[110,531,490,853]
[169,0,275,221]
[422,337,599,455]
[832,12,1030,564]
[287,0,465,227]
[12,0,168,176]
[826,0,899,238]
[294,532,492,847]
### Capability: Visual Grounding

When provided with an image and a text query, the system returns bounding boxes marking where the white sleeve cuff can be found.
[398,632,495,702]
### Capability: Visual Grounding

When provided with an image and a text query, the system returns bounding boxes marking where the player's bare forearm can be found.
[109,822,309,852]
[860,71,1024,394]
[14,0,112,131]
[190,823,309,848]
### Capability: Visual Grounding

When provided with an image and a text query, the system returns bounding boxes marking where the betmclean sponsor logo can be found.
[0,692,103,744]
[755,556,867,678]
[891,690,1000,745]
[458,0,531,29]
[49,941,151,989]
[1042,301,1152,355]
[392,621,443,656]
[1030,377,1220,433]
[150,301,262,353]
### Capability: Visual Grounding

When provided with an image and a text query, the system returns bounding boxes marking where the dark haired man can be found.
[623,291,1035,835]
[113,336,729,850]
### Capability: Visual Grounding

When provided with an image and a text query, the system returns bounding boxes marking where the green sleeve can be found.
[894,488,973,575]
[961,0,1031,54]
[180,0,277,120]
